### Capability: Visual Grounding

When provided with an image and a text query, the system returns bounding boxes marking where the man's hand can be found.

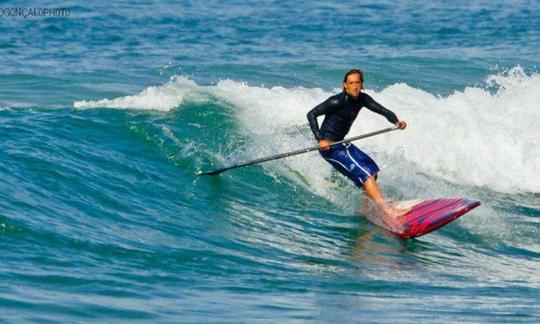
[396,121,407,130]
[319,139,332,151]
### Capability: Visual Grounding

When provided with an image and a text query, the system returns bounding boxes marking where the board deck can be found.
[375,198,481,239]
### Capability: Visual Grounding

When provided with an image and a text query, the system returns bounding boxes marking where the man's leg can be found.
[363,175,403,218]
[363,175,385,204]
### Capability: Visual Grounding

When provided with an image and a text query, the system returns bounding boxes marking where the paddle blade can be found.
[196,168,226,176]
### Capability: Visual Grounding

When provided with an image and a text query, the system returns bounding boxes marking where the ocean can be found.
[0,0,538,322]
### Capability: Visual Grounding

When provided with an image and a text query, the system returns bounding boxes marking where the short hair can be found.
[343,69,364,83]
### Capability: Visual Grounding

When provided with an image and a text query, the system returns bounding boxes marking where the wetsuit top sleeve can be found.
[362,93,399,124]
[306,96,339,140]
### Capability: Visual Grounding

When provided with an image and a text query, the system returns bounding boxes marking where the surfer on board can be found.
[307,69,407,218]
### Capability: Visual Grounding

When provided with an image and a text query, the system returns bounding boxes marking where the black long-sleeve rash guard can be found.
[307,91,399,141]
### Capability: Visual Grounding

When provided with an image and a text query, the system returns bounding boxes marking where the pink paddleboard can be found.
[376,198,481,239]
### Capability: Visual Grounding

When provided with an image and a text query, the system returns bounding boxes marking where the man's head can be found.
[342,69,364,99]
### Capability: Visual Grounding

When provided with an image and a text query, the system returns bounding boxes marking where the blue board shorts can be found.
[319,143,379,188]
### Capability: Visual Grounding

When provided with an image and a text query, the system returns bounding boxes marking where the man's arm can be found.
[306,97,337,140]
[363,94,400,124]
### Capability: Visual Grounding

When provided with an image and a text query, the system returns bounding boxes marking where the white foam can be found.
[370,66,540,194]
[73,76,200,111]
[209,79,349,202]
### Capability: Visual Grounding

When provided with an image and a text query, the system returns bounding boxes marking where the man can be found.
[307,69,407,218]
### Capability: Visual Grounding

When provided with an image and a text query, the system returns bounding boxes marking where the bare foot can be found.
[377,201,409,227]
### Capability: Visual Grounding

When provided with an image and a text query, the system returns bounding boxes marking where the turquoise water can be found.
[1,1,539,322]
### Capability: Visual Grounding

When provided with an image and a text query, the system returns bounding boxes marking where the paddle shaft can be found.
[197,126,398,176]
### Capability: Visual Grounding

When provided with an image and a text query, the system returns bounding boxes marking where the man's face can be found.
[343,73,363,98]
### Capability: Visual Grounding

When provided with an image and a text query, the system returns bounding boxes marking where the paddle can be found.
[197,126,399,176]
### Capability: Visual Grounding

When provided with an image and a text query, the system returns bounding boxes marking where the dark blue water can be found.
[1,1,539,322]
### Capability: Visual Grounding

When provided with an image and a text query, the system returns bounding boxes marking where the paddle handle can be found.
[197,126,399,176]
